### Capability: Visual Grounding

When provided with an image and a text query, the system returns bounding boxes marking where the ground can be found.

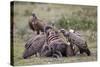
[13,31,97,66]
[12,2,97,66]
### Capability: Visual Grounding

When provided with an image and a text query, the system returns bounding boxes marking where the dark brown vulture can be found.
[60,29,91,56]
[28,13,46,34]
[23,34,46,59]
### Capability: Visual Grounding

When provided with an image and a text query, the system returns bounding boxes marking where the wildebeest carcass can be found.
[60,29,91,56]
[41,26,74,58]
[23,34,46,59]
[28,13,46,34]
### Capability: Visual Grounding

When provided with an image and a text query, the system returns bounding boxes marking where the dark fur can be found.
[41,26,74,58]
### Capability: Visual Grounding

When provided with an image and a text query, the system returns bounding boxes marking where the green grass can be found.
[13,35,97,66]
[14,56,97,66]
[12,1,97,66]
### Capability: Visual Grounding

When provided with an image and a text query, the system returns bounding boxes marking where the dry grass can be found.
[13,32,97,66]
[12,1,97,66]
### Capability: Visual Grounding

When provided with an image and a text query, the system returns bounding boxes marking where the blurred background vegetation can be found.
[12,1,97,66]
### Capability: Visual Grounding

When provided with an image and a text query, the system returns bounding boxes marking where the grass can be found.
[13,32,97,66]
[12,1,97,66]
[14,56,97,66]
